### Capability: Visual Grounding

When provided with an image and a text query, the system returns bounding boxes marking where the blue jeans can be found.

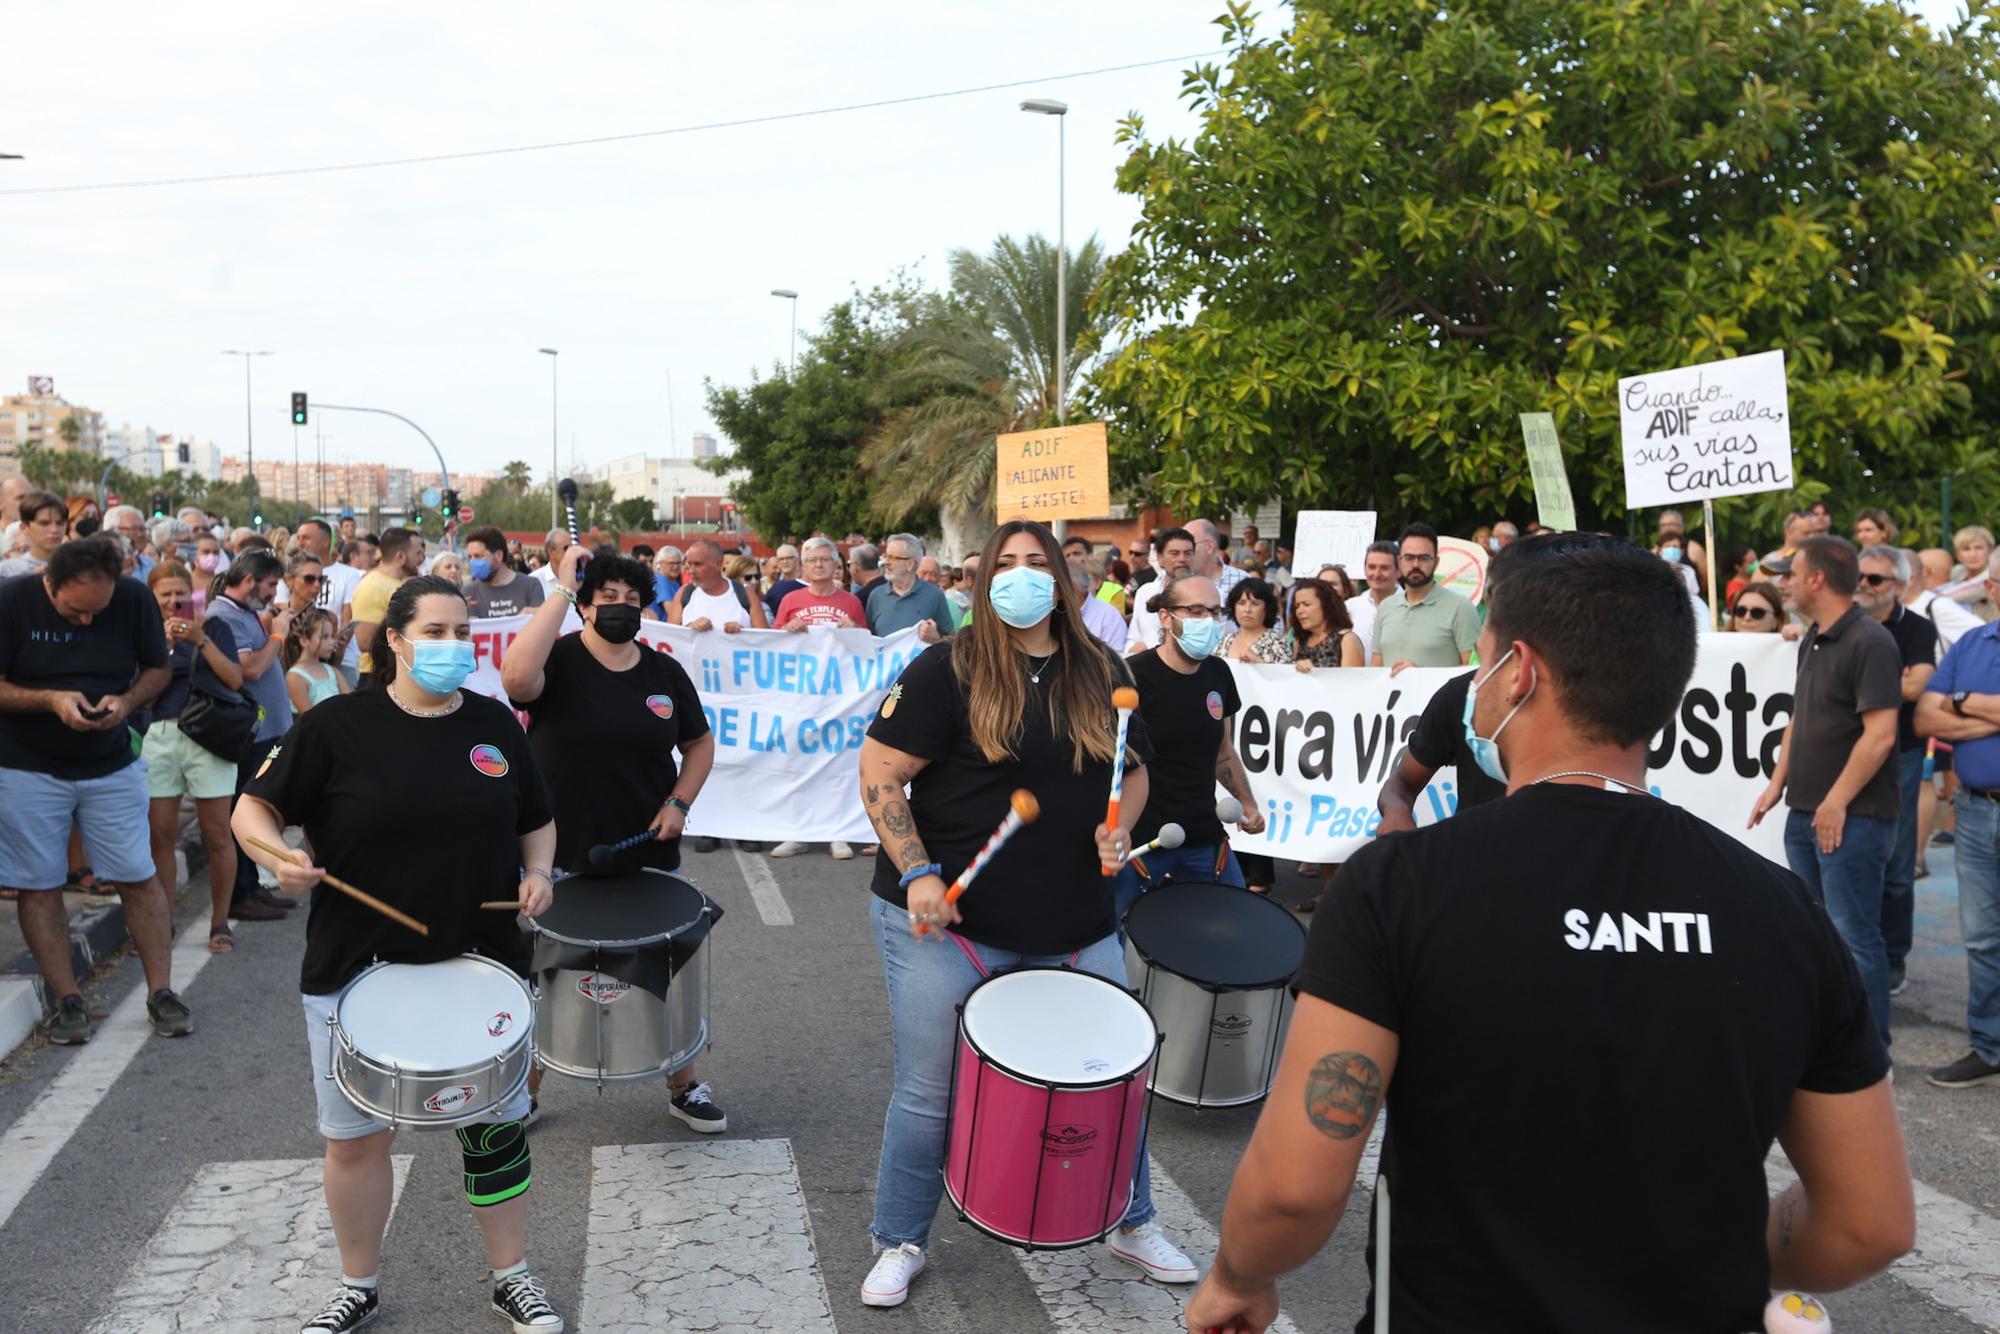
[1112,843,1246,926]
[1785,808,1896,1048]
[1948,793,2000,1064]
[1882,749,1925,971]
[868,896,1155,1248]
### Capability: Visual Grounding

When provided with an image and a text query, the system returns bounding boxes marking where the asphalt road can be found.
[0,844,1995,1332]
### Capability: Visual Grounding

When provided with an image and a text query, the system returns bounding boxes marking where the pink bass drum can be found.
[943,966,1161,1248]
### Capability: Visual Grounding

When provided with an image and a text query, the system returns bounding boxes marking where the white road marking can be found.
[0,923,216,1231]
[579,1138,835,1332]
[1009,1154,1305,1334]
[1768,1156,2000,1328]
[84,1155,414,1333]
[731,846,796,926]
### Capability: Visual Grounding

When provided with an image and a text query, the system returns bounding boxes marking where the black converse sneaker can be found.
[669,1081,728,1133]
[300,1283,378,1332]
[492,1270,564,1332]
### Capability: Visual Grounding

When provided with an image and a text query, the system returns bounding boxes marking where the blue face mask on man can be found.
[988,566,1057,628]
[398,639,477,695]
[1171,611,1222,660]
[1461,647,1535,784]
[467,556,494,582]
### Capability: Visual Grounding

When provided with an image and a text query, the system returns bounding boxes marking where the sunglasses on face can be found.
[1733,605,1773,622]
[1858,573,1898,588]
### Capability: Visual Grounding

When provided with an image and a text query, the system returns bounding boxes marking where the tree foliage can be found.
[1094,0,2000,541]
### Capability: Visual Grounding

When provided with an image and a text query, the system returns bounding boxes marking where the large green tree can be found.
[1094,0,2000,541]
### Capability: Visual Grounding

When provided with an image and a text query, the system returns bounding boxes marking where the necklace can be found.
[1023,649,1057,684]
[387,681,462,718]
[1531,769,1648,796]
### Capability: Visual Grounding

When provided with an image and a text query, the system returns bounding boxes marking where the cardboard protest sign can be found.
[1618,349,1793,508]
[1292,511,1376,579]
[995,421,1111,522]
[1519,412,1577,531]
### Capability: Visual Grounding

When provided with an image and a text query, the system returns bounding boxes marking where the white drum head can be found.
[337,957,529,1068]
[961,969,1155,1084]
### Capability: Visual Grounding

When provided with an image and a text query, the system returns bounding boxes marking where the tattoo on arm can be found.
[1216,756,1238,787]
[1304,1052,1383,1141]
[883,803,915,839]
[1776,1182,1800,1248]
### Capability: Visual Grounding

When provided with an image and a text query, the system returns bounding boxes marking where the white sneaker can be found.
[830,841,854,860]
[770,841,809,858]
[1107,1223,1198,1283]
[861,1243,925,1307]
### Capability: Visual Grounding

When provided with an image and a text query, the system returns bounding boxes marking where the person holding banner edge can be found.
[500,541,727,1132]
[854,518,1197,1309]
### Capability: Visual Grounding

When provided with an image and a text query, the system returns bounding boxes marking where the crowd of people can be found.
[2,471,1996,1330]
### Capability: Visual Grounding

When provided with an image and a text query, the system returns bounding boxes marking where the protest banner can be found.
[465,615,923,843]
[1291,510,1376,580]
[1220,633,1794,865]
[1617,349,1793,509]
[1435,536,1489,604]
[1519,412,1577,531]
[994,421,1111,523]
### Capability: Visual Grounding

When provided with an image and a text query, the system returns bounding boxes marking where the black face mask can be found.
[592,603,641,644]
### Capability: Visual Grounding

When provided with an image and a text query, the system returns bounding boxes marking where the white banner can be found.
[465,615,923,843]
[1222,634,1795,865]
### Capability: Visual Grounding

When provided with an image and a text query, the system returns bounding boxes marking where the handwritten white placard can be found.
[1617,349,1792,508]
[1292,510,1376,579]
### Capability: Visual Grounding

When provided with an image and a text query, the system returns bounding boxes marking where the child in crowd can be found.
[283,607,349,714]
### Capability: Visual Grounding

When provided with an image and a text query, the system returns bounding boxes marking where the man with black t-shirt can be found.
[1376,670,1507,833]
[1187,534,1914,1334]
[0,537,192,1043]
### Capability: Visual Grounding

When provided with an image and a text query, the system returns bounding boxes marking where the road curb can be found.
[0,979,38,1063]
[1,896,130,1054]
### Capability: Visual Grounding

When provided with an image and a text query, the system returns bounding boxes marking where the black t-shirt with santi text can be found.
[867,639,1152,955]
[1297,782,1886,1333]
[1403,670,1508,814]
[1125,648,1238,848]
[0,572,167,779]
[245,688,553,995]
[513,632,710,873]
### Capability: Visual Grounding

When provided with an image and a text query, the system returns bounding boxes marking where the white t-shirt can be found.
[1345,591,1391,654]
[1127,577,1167,651]
[532,564,560,595]
[323,562,367,670]
[1912,588,1982,652]
[680,580,755,631]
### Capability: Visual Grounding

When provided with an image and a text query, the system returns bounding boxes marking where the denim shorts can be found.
[302,990,532,1140]
[0,761,155,890]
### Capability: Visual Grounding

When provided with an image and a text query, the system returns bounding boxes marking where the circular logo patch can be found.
[645,693,673,719]
[469,744,509,778]
[1206,690,1225,720]
[486,1011,513,1037]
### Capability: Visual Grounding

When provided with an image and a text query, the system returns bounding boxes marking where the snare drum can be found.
[943,967,1159,1249]
[529,868,718,1085]
[1123,881,1306,1107]
[326,954,535,1130]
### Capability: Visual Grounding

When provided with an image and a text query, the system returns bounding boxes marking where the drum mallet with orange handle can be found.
[916,789,1039,937]
[1101,686,1141,874]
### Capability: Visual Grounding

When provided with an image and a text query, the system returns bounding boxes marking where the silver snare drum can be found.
[326,954,536,1130]
[1123,881,1306,1108]
[529,868,718,1086]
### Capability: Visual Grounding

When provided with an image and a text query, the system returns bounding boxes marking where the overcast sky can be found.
[1,1,1967,484]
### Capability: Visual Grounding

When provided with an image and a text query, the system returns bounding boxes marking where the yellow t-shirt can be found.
[350,570,407,673]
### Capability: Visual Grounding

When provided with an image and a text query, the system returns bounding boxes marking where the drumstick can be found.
[916,789,1039,937]
[588,829,658,866]
[556,477,583,552]
[245,836,430,937]
[1123,822,1185,863]
[1101,686,1141,874]
[480,901,526,910]
[1215,794,1245,825]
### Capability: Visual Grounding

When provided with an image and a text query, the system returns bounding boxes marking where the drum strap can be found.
[946,931,1080,978]
[456,1119,530,1207]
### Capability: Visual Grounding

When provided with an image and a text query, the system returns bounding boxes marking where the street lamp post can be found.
[221,349,274,524]
[770,289,799,377]
[1020,99,1068,425]
[538,348,559,529]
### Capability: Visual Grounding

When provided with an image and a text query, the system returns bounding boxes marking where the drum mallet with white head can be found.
[916,789,1039,938]
[1215,794,1245,826]
[1100,686,1141,875]
[1124,823,1185,863]
[1765,1293,1831,1332]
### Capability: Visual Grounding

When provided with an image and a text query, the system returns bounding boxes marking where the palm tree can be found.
[860,232,1109,557]
[501,459,534,497]
[57,415,81,449]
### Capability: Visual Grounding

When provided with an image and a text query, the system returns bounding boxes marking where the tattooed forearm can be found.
[1216,756,1239,788]
[1303,1052,1383,1141]
[883,803,915,839]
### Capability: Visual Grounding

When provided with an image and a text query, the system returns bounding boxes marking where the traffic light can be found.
[440,488,459,522]
[150,492,167,519]
[291,392,308,425]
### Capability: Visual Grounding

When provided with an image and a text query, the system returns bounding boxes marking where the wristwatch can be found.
[1953,690,1970,716]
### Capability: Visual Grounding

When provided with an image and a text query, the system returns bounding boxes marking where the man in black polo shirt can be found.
[1854,546,1937,997]
[1750,536,1903,1048]
[1186,534,1912,1334]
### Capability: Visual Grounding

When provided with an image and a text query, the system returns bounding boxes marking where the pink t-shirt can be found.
[774,586,865,629]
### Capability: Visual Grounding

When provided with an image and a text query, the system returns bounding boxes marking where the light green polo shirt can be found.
[1371,585,1481,667]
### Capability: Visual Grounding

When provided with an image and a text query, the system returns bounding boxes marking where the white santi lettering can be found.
[1564,909,1718,955]
[1661,911,1697,952]
[1590,915,1625,952]
[1622,912,1663,953]
[1563,909,1591,950]
[1695,913,1713,954]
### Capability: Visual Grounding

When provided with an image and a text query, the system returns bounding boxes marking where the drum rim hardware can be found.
[1123,881,1307,993]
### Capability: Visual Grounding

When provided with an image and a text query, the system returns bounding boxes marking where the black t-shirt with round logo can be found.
[245,688,553,995]
[1125,648,1239,848]
[866,639,1152,955]
[1297,783,1886,1332]
[513,632,710,874]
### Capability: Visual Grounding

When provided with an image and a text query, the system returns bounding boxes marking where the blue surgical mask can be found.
[1173,613,1222,660]
[1462,648,1534,785]
[399,639,476,695]
[1661,544,1682,563]
[988,566,1057,629]
[467,557,494,582]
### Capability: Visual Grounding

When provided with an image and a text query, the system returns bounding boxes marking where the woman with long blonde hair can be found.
[853,519,1197,1308]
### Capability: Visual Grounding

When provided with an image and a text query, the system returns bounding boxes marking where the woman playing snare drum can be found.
[233,575,567,1334]
[854,519,1198,1309]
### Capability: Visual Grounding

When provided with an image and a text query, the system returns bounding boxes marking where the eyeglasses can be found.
[1733,605,1773,622]
[1858,573,1898,588]
[1398,553,1437,565]
[1167,603,1221,619]
[1128,548,1146,557]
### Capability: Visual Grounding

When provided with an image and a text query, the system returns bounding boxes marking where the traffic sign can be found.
[105,494,121,507]
[458,506,474,523]
[422,487,441,508]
